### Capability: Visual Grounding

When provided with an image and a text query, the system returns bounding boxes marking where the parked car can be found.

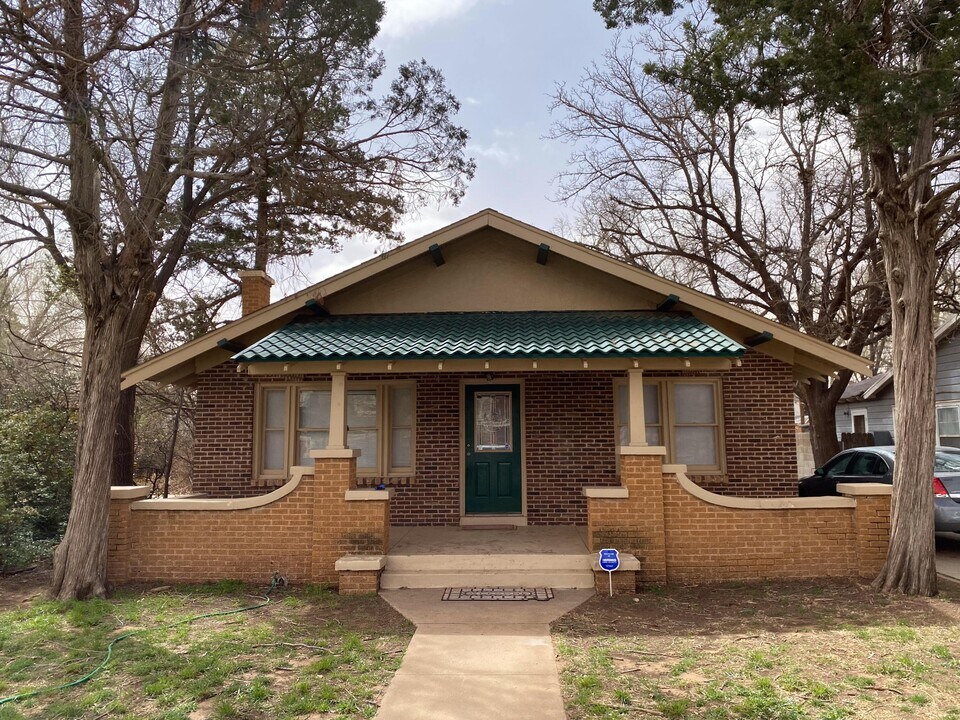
[798,446,960,532]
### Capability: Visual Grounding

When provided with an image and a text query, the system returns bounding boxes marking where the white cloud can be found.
[380,0,480,39]
[468,141,519,165]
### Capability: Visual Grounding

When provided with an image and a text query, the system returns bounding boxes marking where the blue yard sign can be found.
[598,548,620,596]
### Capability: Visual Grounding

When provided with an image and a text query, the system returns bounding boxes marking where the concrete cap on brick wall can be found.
[110,486,152,500]
[591,553,642,572]
[583,486,629,498]
[311,448,361,459]
[619,445,668,456]
[335,555,387,572]
[837,482,893,496]
[344,488,394,501]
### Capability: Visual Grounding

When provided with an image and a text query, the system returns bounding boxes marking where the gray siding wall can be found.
[936,333,960,403]
[833,329,960,441]
[835,390,895,440]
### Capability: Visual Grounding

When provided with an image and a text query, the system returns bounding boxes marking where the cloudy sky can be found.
[300,0,614,286]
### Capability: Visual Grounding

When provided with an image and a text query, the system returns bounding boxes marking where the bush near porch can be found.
[0,568,413,719]
[553,580,960,720]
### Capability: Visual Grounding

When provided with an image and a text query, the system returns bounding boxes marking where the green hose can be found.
[0,578,279,707]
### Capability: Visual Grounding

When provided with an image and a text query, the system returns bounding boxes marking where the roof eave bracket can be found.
[304,298,330,316]
[744,331,774,347]
[656,294,679,312]
[536,243,550,265]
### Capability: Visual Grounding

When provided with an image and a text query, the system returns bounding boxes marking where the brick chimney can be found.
[238,270,275,316]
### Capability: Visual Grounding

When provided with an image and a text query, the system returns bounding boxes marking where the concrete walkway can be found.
[376,588,593,720]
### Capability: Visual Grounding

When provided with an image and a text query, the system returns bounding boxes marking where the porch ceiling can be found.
[232,311,745,364]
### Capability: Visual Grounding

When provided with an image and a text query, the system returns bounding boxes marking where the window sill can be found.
[356,476,419,487]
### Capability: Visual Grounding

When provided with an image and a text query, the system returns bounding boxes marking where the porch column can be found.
[627,369,646,446]
[328,371,348,449]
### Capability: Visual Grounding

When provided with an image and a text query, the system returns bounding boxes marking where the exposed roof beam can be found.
[429,243,445,267]
[657,294,679,312]
[744,331,774,347]
[536,243,550,265]
[216,339,246,353]
[304,298,329,316]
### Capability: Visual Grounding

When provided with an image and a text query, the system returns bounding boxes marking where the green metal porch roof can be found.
[232,311,745,363]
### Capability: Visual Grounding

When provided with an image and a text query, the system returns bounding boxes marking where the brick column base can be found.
[107,486,151,585]
[586,449,667,585]
[312,450,391,591]
[593,570,638,595]
[838,483,892,579]
[338,570,382,595]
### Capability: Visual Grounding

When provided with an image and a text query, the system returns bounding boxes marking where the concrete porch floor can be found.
[388,525,590,556]
[382,525,595,589]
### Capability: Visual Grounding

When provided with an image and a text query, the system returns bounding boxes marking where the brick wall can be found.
[711,351,798,497]
[192,363,258,497]
[110,459,389,587]
[585,454,890,585]
[190,350,798,523]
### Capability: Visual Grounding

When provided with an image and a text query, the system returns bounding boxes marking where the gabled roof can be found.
[234,311,745,363]
[121,209,872,388]
[847,315,960,402]
[839,371,892,402]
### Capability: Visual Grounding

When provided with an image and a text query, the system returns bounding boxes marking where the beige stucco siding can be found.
[327,228,660,314]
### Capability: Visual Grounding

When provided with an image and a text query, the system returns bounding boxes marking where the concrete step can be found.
[379,569,596,590]
[385,552,594,573]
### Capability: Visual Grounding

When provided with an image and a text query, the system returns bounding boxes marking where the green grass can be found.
[554,581,960,720]
[0,582,412,719]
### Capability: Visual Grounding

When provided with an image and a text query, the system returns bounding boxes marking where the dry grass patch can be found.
[552,580,960,720]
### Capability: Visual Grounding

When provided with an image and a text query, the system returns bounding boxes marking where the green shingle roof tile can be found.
[233,311,744,363]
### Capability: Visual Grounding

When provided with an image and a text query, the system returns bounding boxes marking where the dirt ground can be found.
[0,563,51,611]
[552,579,960,719]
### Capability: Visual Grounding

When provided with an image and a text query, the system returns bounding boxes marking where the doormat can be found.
[441,587,554,601]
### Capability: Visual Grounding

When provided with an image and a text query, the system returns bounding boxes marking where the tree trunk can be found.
[51,307,130,599]
[803,380,843,466]
[871,144,938,596]
[112,388,137,486]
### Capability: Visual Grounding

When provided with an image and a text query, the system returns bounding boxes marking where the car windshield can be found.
[935,452,960,473]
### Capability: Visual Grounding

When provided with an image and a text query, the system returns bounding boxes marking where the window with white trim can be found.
[614,378,724,472]
[937,403,960,448]
[256,381,416,479]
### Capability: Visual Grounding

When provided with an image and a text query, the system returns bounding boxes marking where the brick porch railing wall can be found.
[586,453,891,588]
[107,456,389,591]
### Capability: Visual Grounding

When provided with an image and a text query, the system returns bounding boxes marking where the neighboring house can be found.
[110,211,892,593]
[836,317,960,447]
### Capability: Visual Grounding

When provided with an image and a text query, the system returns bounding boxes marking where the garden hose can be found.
[0,577,280,707]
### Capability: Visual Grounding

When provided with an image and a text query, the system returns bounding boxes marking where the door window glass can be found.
[475,392,512,451]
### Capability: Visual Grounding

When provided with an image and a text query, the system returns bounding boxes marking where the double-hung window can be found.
[256,381,416,480]
[614,378,724,473]
[937,403,960,448]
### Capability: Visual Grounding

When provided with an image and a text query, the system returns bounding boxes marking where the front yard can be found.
[553,580,960,720]
[0,568,413,719]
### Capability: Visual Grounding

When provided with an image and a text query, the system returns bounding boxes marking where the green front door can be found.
[465,384,522,514]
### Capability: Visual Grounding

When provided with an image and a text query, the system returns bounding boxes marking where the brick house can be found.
[113,210,889,593]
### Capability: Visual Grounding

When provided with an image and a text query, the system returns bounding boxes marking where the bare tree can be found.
[0,0,474,599]
[551,30,955,465]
